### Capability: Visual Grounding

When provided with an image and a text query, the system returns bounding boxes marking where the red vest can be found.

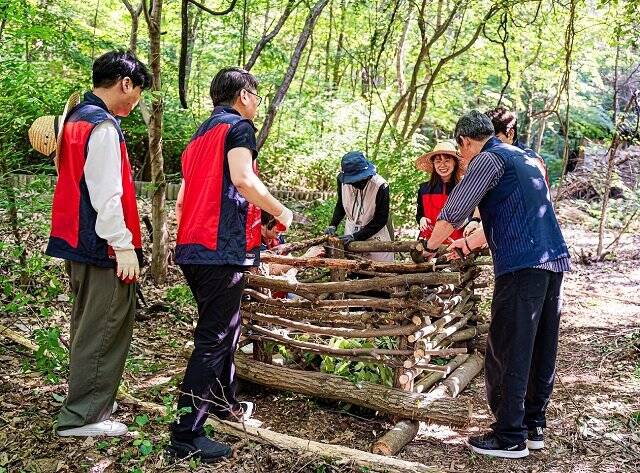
[175,107,261,267]
[417,181,464,241]
[46,98,142,267]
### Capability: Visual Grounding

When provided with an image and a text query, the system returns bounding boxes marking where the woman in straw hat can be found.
[415,140,470,241]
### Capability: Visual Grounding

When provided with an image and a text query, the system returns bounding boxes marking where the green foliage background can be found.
[1,0,638,222]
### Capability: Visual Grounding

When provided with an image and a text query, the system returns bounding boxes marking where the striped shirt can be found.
[439,151,571,273]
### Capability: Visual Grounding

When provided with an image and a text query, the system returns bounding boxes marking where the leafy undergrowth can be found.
[1,179,640,472]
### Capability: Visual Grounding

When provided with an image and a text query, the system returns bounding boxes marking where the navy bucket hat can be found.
[338,151,377,184]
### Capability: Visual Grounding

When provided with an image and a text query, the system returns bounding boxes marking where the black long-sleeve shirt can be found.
[330,177,390,241]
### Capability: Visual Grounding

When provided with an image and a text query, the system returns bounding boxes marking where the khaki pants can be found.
[57,261,135,430]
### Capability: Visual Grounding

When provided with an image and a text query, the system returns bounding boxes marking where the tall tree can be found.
[143,0,169,282]
[257,0,331,149]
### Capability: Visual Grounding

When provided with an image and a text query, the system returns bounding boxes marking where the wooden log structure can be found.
[238,238,488,453]
[234,352,470,426]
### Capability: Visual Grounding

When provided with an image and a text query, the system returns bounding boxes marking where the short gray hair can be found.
[454,110,495,141]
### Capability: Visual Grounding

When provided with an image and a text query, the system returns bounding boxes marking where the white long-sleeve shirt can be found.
[84,121,134,250]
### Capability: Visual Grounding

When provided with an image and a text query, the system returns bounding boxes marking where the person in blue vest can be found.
[171,67,293,462]
[33,51,151,437]
[422,110,570,459]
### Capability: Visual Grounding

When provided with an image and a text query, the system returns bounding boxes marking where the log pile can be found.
[237,236,488,452]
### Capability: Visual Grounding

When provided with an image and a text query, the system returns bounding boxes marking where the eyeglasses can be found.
[244,89,262,107]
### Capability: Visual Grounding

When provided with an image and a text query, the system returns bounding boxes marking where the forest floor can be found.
[1,195,639,473]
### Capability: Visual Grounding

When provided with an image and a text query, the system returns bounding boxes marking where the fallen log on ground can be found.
[118,390,441,473]
[371,420,420,456]
[0,323,38,351]
[234,351,470,426]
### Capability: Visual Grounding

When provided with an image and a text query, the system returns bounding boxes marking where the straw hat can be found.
[28,92,82,161]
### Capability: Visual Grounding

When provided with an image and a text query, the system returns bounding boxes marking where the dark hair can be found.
[210,67,258,106]
[485,106,518,137]
[92,50,152,90]
[428,154,461,188]
[261,210,276,229]
[454,110,495,141]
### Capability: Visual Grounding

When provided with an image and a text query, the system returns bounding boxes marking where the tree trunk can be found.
[0,163,27,284]
[121,0,143,53]
[394,5,411,101]
[146,0,169,282]
[244,0,296,71]
[596,41,625,259]
[534,115,547,153]
[234,352,471,425]
[257,0,330,149]
[331,0,347,89]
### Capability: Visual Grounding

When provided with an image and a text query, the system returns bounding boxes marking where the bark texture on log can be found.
[371,420,420,456]
[244,302,410,324]
[243,311,418,338]
[414,355,469,393]
[271,235,329,255]
[234,352,470,425]
[428,353,484,398]
[117,390,442,473]
[260,254,446,273]
[246,272,459,295]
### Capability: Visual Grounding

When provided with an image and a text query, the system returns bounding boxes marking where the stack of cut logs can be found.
[235,236,490,455]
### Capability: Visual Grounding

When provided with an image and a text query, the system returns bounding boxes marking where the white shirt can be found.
[84,121,133,250]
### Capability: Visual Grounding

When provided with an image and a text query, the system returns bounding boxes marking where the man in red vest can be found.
[170,67,293,462]
[44,51,151,437]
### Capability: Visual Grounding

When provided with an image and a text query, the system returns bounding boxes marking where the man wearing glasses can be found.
[170,67,292,462]
[422,110,570,459]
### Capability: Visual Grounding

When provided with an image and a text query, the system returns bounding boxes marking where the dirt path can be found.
[1,202,639,472]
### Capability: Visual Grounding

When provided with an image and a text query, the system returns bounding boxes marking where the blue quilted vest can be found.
[478,137,569,277]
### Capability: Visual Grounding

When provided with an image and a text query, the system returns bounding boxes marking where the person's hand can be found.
[304,246,325,258]
[419,217,431,231]
[324,225,337,236]
[463,219,481,237]
[274,206,293,231]
[446,238,472,260]
[340,234,355,247]
[420,239,437,261]
[114,249,140,283]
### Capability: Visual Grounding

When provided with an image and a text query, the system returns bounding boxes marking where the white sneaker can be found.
[57,420,128,437]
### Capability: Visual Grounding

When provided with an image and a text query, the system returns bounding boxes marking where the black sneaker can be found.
[166,435,232,463]
[527,427,544,450]
[468,432,529,459]
[217,401,255,423]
